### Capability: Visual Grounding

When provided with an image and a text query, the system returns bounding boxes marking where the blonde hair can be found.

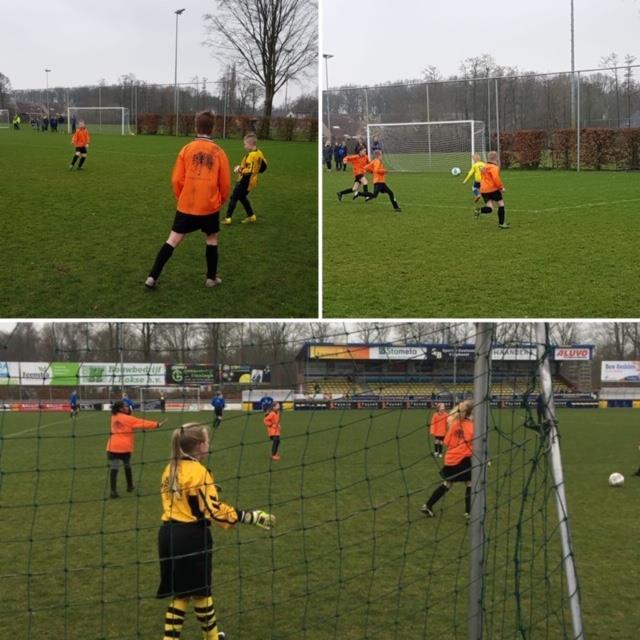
[448,400,473,421]
[167,423,209,496]
[244,132,258,145]
[487,150,499,163]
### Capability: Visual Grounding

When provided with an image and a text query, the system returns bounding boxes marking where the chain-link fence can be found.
[324,64,640,170]
[8,80,316,140]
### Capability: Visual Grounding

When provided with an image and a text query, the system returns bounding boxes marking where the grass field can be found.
[0,128,317,318]
[1,407,638,639]
[323,169,640,317]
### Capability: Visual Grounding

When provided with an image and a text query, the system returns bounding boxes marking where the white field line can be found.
[4,416,81,438]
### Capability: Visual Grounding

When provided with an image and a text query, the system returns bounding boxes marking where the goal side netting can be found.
[67,107,132,134]
[0,109,9,128]
[366,120,487,172]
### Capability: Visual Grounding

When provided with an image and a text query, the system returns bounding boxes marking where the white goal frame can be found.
[0,109,9,128]
[67,106,132,135]
[366,119,486,172]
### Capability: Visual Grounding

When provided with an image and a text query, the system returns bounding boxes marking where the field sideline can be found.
[1,408,638,639]
[0,129,317,318]
[323,169,640,317]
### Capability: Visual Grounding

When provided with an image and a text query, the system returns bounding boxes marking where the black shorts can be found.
[157,521,213,598]
[440,457,472,482]
[74,146,88,154]
[107,451,131,467]
[354,174,365,184]
[214,407,223,417]
[171,211,220,235]
[482,190,503,203]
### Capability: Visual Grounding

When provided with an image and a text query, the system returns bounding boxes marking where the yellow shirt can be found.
[160,458,240,528]
[237,149,267,191]
[463,161,485,184]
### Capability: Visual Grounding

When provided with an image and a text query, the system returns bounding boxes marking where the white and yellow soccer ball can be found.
[451,167,461,176]
[608,472,625,487]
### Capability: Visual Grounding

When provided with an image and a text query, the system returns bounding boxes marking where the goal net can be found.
[0,321,588,639]
[67,106,132,134]
[366,120,487,172]
[0,109,9,128]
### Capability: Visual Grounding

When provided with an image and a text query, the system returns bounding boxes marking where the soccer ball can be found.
[451,167,461,176]
[608,472,625,487]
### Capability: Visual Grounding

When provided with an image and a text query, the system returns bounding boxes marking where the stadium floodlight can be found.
[66,107,132,135]
[0,109,9,128]
[174,8,186,136]
[366,120,487,172]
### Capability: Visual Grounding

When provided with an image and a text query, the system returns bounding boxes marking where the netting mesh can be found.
[366,121,486,172]
[67,107,131,134]
[0,322,582,639]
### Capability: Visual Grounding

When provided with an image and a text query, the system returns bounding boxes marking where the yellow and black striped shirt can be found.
[160,458,240,528]
[237,149,267,191]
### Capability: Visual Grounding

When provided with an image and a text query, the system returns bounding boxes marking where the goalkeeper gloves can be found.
[241,510,276,530]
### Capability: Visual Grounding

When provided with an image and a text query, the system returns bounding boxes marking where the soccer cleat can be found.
[218,633,226,640]
[241,215,257,224]
[420,504,435,518]
[127,485,135,493]
[144,276,157,289]
[633,469,640,477]
[110,491,120,499]
[394,207,402,213]
[271,454,281,461]
[498,223,511,229]
[222,217,232,225]
[464,512,471,520]
[474,208,481,220]
[206,277,222,288]
[68,165,74,170]
[337,191,343,202]
[352,192,359,200]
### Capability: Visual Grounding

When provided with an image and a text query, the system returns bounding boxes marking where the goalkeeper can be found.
[462,153,485,203]
[157,423,275,640]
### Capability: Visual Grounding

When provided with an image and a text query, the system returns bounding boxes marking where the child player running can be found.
[222,132,267,225]
[474,150,510,229]
[69,120,90,170]
[363,150,401,211]
[462,153,485,203]
[337,146,370,201]
[157,424,275,640]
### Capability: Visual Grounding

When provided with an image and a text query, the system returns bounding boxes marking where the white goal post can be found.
[67,106,132,135]
[0,109,9,128]
[366,119,487,172]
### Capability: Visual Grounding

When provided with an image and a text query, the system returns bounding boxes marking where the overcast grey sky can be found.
[322,0,640,87]
[0,0,315,100]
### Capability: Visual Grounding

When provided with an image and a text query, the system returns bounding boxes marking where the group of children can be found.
[334,143,509,228]
[64,111,269,291]
[103,397,279,640]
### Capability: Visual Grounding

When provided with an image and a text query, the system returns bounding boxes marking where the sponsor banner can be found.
[77,363,166,386]
[491,346,537,361]
[370,346,429,360]
[426,347,475,361]
[166,364,218,386]
[309,345,370,360]
[554,347,592,361]
[601,361,640,382]
[219,364,271,384]
[0,361,20,385]
[10,402,69,412]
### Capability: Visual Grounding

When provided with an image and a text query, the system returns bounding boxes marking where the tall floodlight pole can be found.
[45,69,51,117]
[536,322,585,640]
[570,0,576,128]
[323,53,334,141]
[174,8,185,136]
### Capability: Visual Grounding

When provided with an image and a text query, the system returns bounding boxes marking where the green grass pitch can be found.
[0,128,317,318]
[1,408,638,639]
[323,169,640,317]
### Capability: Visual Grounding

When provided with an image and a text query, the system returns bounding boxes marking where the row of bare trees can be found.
[3,322,640,363]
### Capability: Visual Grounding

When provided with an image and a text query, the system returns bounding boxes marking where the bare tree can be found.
[203,0,317,137]
[0,71,11,109]
[601,53,621,127]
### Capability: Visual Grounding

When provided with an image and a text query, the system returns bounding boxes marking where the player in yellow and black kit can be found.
[222,132,267,225]
[157,423,275,640]
[462,153,485,203]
